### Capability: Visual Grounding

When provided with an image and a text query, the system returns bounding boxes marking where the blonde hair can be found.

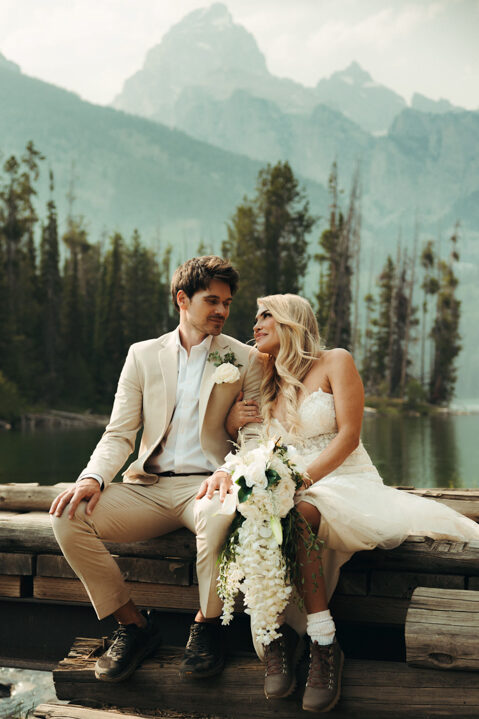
[257,294,323,434]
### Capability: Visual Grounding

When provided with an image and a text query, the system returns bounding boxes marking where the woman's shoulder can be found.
[321,347,354,364]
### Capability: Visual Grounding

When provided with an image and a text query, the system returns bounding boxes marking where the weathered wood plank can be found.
[0,512,196,558]
[406,587,479,671]
[3,483,478,518]
[370,570,465,599]
[331,595,409,625]
[0,575,31,597]
[349,536,479,576]
[53,638,479,719]
[32,704,161,719]
[34,576,199,609]
[0,551,34,575]
[0,484,74,512]
[36,554,191,586]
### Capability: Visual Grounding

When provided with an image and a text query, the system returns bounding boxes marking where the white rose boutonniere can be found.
[208,349,242,384]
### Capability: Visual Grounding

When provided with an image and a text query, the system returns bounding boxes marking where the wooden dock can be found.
[1,483,479,718]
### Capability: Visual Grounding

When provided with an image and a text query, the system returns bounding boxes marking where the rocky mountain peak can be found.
[334,61,373,85]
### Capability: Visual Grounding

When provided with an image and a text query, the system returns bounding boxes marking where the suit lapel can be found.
[199,335,230,429]
[158,332,178,431]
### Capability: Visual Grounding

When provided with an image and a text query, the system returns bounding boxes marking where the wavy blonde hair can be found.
[257,294,323,435]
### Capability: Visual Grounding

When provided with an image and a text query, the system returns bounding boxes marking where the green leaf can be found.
[238,484,253,503]
[265,468,281,486]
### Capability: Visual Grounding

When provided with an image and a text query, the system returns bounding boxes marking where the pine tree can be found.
[39,171,62,402]
[316,163,359,349]
[429,227,462,404]
[223,162,315,342]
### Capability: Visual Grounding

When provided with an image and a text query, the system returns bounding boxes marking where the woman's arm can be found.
[303,348,364,485]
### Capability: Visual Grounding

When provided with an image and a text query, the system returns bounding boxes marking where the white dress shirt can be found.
[79,328,216,487]
[145,328,215,474]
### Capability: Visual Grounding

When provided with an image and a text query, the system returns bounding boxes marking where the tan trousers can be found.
[51,477,234,620]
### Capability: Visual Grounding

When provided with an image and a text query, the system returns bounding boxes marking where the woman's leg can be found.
[296,501,343,713]
[296,501,328,613]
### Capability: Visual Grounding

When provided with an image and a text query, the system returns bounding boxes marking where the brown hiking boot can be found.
[302,638,344,713]
[263,624,303,699]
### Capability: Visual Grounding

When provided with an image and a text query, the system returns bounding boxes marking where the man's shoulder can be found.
[129,332,174,356]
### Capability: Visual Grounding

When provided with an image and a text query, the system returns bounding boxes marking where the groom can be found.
[50,255,263,683]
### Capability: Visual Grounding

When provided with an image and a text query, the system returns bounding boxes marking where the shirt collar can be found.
[174,326,214,354]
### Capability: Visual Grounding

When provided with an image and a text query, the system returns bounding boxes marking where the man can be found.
[50,255,263,683]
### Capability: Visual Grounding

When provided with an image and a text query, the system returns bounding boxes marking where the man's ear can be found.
[177,290,189,310]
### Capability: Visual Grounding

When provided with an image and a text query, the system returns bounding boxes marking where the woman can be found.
[230,293,479,714]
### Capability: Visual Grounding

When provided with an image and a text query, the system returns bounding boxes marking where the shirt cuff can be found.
[77,473,104,490]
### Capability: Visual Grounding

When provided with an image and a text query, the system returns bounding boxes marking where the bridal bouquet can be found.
[217,437,309,645]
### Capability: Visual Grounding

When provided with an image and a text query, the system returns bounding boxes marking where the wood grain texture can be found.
[32,703,169,719]
[0,512,196,558]
[53,638,479,719]
[36,554,191,586]
[34,576,199,609]
[0,551,34,575]
[0,575,26,597]
[370,570,465,599]
[406,587,479,671]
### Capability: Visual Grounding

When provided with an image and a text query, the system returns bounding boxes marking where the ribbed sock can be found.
[306,609,336,646]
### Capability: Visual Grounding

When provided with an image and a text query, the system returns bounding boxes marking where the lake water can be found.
[1,409,478,489]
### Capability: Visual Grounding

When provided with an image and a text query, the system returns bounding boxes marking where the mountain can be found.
[411,92,464,115]
[0,63,326,251]
[113,3,316,123]
[0,52,21,74]
[315,62,407,135]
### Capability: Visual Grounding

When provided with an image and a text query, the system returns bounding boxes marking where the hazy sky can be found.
[1,0,477,109]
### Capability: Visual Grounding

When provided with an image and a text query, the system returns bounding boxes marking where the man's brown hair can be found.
[170,255,239,311]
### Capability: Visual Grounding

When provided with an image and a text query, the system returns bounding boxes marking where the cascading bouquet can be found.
[217,436,317,646]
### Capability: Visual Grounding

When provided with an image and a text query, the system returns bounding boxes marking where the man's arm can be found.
[50,345,144,517]
[197,348,265,502]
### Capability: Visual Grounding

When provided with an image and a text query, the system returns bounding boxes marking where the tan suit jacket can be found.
[81,331,264,488]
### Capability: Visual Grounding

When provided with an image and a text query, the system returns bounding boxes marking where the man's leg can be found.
[51,482,181,681]
[174,477,235,677]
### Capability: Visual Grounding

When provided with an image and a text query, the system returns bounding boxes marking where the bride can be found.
[211,293,479,714]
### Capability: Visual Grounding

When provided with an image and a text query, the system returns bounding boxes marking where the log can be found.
[36,554,191,585]
[350,535,479,576]
[0,575,32,597]
[34,576,200,610]
[0,512,196,558]
[406,587,479,671]
[53,638,479,719]
[2,483,479,518]
[0,552,34,575]
[0,484,74,512]
[32,704,160,719]
[370,570,464,599]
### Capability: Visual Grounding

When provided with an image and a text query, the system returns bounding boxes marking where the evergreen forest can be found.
[0,143,462,422]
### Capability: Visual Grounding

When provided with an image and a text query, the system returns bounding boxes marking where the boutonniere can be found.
[208,349,242,384]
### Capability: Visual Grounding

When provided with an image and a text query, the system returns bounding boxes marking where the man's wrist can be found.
[77,474,103,490]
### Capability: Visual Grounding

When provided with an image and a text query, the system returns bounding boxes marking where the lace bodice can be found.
[271,388,377,476]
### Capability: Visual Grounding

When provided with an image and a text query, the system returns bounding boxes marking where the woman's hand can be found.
[196,470,233,502]
[225,391,262,439]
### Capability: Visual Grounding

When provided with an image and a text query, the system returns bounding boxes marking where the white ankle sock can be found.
[306,609,336,646]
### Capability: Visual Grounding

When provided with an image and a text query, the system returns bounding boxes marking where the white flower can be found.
[212,362,241,384]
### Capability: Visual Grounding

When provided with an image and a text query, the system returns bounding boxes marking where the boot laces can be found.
[308,643,334,688]
[107,625,138,660]
[264,637,286,676]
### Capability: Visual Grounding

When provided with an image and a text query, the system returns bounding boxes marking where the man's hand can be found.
[196,470,233,503]
[225,391,262,438]
[49,478,101,519]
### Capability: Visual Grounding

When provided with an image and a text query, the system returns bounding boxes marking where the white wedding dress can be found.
[251,387,479,657]
[274,387,479,554]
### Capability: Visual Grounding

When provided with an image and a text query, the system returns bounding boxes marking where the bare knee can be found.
[296,501,321,534]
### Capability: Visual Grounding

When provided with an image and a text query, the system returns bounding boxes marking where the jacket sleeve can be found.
[79,346,144,488]
[240,348,265,447]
